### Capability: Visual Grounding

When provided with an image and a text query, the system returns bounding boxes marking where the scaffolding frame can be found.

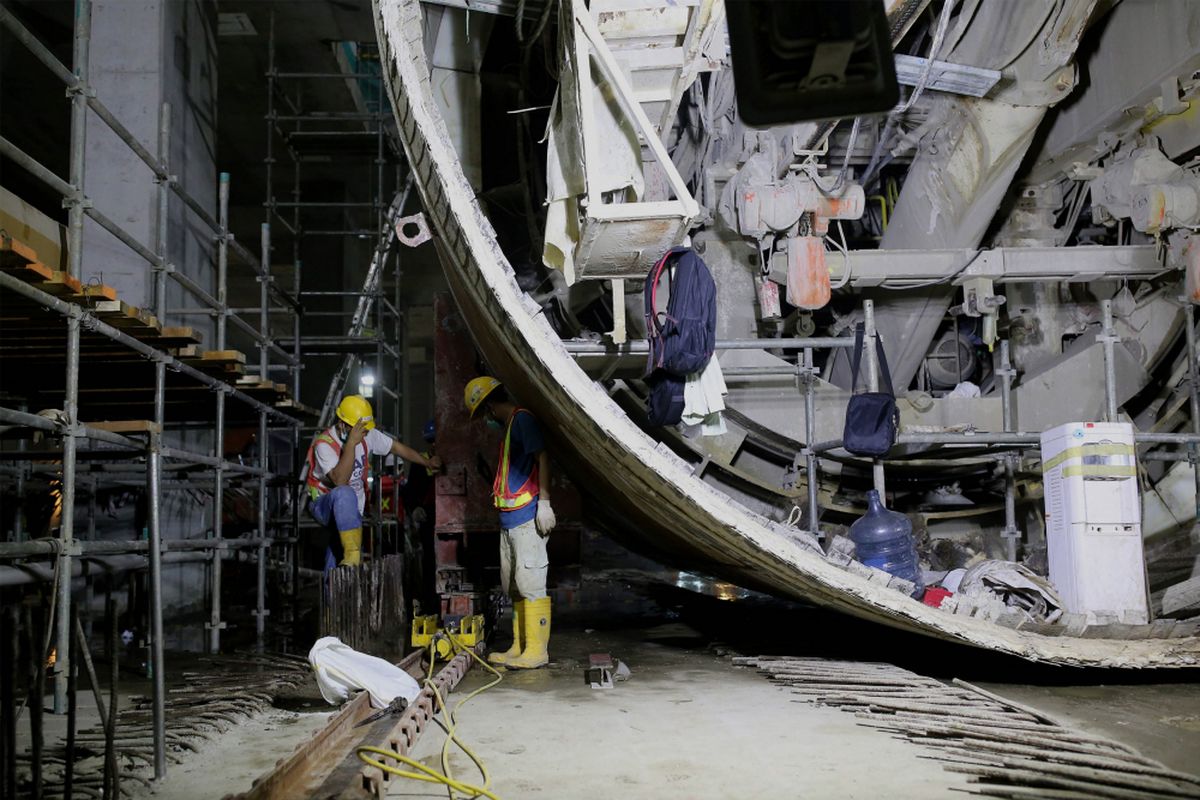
[260,10,410,560]
[568,296,1200,554]
[0,0,305,781]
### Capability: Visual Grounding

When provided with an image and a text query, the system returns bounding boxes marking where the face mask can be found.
[486,418,503,431]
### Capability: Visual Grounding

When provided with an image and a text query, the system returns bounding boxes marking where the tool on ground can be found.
[354,695,407,728]
[587,654,614,689]
[585,653,631,689]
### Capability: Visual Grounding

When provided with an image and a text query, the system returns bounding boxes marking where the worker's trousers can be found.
[309,485,362,532]
[308,485,362,571]
[499,519,548,601]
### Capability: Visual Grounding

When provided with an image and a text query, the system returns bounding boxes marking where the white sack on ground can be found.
[308,636,421,709]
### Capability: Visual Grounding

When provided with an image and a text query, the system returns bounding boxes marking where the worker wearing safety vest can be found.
[464,377,556,669]
[305,395,442,566]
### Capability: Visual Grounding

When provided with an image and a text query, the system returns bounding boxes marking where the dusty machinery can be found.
[375,0,1200,666]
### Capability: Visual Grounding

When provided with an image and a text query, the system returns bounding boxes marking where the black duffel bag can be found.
[843,323,899,457]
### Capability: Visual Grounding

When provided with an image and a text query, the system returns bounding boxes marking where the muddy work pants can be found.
[499,519,548,601]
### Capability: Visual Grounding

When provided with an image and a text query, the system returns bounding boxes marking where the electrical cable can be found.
[802,117,863,198]
[858,1,958,193]
[828,221,853,290]
[882,249,985,290]
[895,0,956,114]
[356,633,506,800]
[1056,182,1091,247]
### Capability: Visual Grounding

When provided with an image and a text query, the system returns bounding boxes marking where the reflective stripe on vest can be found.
[493,408,538,511]
[305,428,369,501]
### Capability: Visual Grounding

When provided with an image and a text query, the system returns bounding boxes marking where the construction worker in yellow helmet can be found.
[464,376,556,669]
[305,395,442,567]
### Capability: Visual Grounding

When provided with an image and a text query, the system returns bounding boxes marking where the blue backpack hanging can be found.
[843,322,900,457]
[643,247,717,426]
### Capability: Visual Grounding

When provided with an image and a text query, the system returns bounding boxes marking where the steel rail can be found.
[324,646,479,798]
[230,649,428,800]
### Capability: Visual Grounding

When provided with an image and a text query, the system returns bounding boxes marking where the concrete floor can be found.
[15,583,1200,798]
[393,623,977,799]
[125,707,334,799]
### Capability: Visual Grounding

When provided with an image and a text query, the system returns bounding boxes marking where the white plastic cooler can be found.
[1040,422,1149,624]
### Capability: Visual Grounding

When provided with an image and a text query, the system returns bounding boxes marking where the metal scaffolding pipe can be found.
[148,381,166,778]
[863,300,887,498]
[255,413,269,653]
[0,549,317,588]
[0,537,276,559]
[0,5,76,84]
[563,337,857,354]
[0,2,298,302]
[54,316,81,713]
[83,203,160,267]
[999,340,1019,561]
[0,406,142,449]
[217,173,230,349]
[1100,299,1119,422]
[155,103,171,319]
[0,135,75,197]
[269,71,383,79]
[814,429,1200,453]
[155,447,272,477]
[260,225,271,378]
[269,112,384,121]
[211,411,227,656]
[803,347,820,536]
[212,167,231,652]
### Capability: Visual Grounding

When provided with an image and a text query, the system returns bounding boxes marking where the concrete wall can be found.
[80,0,220,651]
[80,0,163,309]
[80,0,217,345]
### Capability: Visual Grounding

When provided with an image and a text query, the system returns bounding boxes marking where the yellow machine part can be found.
[411,614,486,659]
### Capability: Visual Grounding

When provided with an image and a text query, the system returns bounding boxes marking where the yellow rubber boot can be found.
[488,600,524,666]
[339,528,362,566]
[506,596,550,669]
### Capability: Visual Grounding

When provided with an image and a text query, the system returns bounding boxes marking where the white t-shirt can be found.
[312,428,396,513]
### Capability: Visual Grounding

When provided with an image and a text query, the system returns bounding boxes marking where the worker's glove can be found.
[535,500,557,537]
[411,507,428,527]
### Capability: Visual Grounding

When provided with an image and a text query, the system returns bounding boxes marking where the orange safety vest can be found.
[493,408,539,511]
[305,428,369,501]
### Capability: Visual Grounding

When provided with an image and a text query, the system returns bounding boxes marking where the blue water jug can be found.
[849,490,924,597]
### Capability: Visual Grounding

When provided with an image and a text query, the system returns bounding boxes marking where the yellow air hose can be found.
[356,632,506,799]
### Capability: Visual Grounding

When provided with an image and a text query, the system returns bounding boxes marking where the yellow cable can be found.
[356,634,506,799]
[356,745,502,800]
[439,633,504,793]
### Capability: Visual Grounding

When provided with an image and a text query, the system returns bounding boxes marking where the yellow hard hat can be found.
[336,395,375,430]
[464,376,501,418]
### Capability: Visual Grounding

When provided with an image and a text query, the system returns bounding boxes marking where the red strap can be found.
[649,250,672,332]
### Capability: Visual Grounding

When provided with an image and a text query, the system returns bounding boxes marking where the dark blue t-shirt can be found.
[498,410,544,529]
